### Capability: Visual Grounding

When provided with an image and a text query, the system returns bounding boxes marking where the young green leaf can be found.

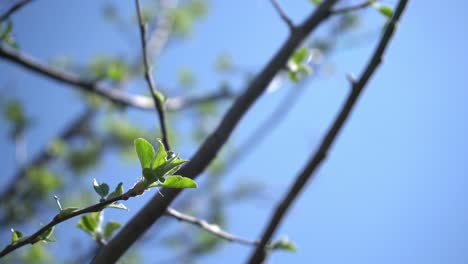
[107,182,124,200]
[378,5,394,18]
[151,139,167,170]
[36,227,54,243]
[150,175,197,189]
[93,179,110,198]
[103,222,121,239]
[11,229,23,243]
[134,138,155,169]
[76,212,101,236]
[291,48,310,65]
[271,238,297,252]
[309,0,322,5]
[58,207,80,218]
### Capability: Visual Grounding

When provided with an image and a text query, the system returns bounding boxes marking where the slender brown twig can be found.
[0,189,136,258]
[247,1,408,263]
[91,1,339,263]
[134,0,171,150]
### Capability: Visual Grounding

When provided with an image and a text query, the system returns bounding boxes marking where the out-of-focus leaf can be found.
[103,221,121,239]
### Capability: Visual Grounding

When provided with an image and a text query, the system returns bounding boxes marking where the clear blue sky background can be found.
[1,0,468,263]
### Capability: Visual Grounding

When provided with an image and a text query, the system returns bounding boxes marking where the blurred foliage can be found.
[0,0,373,262]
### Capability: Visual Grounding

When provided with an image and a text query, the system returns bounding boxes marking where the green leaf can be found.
[107,182,124,200]
[93,179,110,198]
[291,48,310,64]
[134,138,155,169]
[288,71,299,83]
[11,229,23,243]
[103,221,121,239]
[150,175,197,189]
[297,64,312,75]
[76,212,101,235]
[58,207,80,218]
[151,139,167,170]
[0,20,12,40]
[154,91,166,105]
[378,5,394,18]
[271,238,297,252]
[309,0,322,4]
[107,202,128,211]
[37,226,54,243]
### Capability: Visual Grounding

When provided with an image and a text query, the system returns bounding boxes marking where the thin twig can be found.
[166,207,258,246]
[134,0,171,150]
[270,0,295,31]
[331,1,373,15]
[0,0,33,22]
[91,1,339,263]
[247,1,408,263]
[0,188,140,258]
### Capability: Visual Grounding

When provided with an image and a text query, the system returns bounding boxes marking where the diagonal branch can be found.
[0,187,141,258]
[165,207,258,246]
[270,0,295,31]
[91,1,339,263]
[247,1,409,263]
[0,45,234,111]
[0,0,33,22]
[134,0,171,150]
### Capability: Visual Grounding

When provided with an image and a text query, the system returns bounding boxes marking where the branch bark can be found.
[135,0,171,150]
[0,0,32,22]
[247,1,408,263]
[91,1,339,263]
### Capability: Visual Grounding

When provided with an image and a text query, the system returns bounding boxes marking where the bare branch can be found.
[0,45,233,112]
[134,0,171,149]
[0,187,139,258]
[247,1,409,263]
[331,1,372,15]
[166,207,258,246]
[270,0,295,31]
[91,1,339,263]
[0,0,33,22]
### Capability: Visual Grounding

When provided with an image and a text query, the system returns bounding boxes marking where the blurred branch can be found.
[166,207,258,246]
[247,1,408,263]
[0,0,33,22]
[0,108,96,203]
[135,0,171,149]
[91,1,339,263]
[0,45,233,111]
[146,0,178,60]
[270,0,295,30]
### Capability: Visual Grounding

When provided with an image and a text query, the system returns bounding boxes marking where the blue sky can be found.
[1,0,468,263]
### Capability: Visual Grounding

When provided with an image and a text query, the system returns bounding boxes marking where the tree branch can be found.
[134,0,171,150]
[247,1,408,263]
[91,1,339,263]
[0,187,139,258]
[0,0,33,22]
[0,45,233,111]
[165,207,258,246]
[270,0,295,31]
